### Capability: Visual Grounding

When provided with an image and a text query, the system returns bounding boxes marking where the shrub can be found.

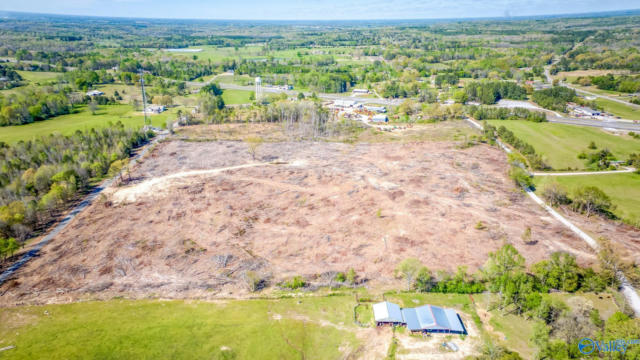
[509,167,533,188]
[571,186,614,217]
[282,276,306,289]
[346,268,356,285]
[542,182,571,206]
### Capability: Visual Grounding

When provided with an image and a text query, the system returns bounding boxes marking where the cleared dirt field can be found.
[1,138,635,305]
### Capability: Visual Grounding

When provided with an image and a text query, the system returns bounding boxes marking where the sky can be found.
[2,0,640,20]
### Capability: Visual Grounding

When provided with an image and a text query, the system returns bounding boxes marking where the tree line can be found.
[531,86,576,112]
[0,124,152,243]
[465,81,528,105]
[469,106,547,122]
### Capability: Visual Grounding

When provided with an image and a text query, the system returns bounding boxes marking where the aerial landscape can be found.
[0,1,640,358]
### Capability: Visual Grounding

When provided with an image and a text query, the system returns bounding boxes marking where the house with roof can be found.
[373,301,466,334]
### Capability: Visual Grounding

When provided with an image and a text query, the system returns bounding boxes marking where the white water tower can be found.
[255,77,262,100]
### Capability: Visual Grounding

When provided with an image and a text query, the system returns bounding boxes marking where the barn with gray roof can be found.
[373,301,466,334]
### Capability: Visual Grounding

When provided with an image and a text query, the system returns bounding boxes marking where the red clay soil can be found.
[0,140,631,305]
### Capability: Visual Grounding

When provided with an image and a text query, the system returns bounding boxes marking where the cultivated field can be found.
[1,132,616,305]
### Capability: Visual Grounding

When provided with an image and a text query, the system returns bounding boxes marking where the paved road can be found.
[547,116,640,131]
[566,84,640,109]
[0,133,165,286]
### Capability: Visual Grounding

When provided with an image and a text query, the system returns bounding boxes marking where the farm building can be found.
[373,302,466,334]
[86,90,104,97]
[373,301,404,325]
[371,114,388,123]
[144,104,166,114]
[365,105,387,113]
[332,99,360,108]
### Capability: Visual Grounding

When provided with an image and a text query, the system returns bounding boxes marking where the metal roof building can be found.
[373,301,404,324]
[373,302,466,334]
[371,114,388,123]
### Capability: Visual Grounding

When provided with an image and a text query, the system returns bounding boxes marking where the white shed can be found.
[373,301,404,324]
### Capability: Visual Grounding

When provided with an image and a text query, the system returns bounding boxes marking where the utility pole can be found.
[255,76,262,101]
[139,69,149,126]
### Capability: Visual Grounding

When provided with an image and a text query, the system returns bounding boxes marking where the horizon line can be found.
[2,8,640,23]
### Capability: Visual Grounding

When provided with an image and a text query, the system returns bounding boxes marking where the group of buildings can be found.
[328,100,389,123]
[373,301,466,334]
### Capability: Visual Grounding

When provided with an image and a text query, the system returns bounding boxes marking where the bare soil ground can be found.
[1,136,634,305]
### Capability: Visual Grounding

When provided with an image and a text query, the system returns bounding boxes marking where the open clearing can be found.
[487,120,640,170]
[3,130,632,304]
[15,70,60,83]
[534,172,640,227]
[0,105,181,143]
[0,296,372,360]
[221,89,253,104]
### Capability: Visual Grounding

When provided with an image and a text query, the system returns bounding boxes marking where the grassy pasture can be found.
[0,104,182,143]
[0,297,359,360]
[594,97,640,120]
[15,70,60,84]
[487,120,640,170]
[222,89,253,105]
[533,172,640,226]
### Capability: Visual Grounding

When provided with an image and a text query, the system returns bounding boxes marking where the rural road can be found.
[544,57,640,110]
[467,117,640,317]
[546,116,640,131]
[533,168,636,176]
[526,189,640,317]
[0,132,166,286]
[493,99,640,131]
[567,84,640,110]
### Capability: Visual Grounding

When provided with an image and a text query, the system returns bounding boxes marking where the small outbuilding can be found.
[365,105,387,113]
[373,301,404,325]
[371,114,388,123]
[86,90,104,97]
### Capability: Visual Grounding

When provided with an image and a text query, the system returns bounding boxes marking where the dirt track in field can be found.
[2,139,636,305]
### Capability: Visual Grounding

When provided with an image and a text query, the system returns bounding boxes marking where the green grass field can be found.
[0,105,182,143]
[0,297,359,360]
[594,97,640,120]
[15,70,60,83]
[222,89,253,105]
[533,172,640,226]
[487,120,640,170]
